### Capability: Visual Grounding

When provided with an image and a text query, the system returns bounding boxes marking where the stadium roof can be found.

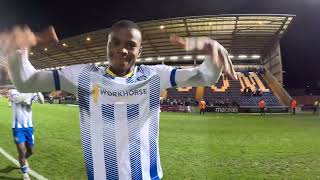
[29,14,295,69]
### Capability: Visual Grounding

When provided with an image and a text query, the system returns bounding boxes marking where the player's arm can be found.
[8,50,82,94]
[7,49,56,92]
[0,26,58,92]
[10,90,31,104]
[1,26,78,94]
[36,92,44,104]
[11,94,30,104]
[169,34,237,87]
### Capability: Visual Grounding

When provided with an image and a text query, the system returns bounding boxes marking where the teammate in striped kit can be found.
[1,20,237,179]
[9,89,44,180]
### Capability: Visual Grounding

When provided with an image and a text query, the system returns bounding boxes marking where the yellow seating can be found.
[177,87,192,92]
[250,72,269,92]
[211,75,229,92]
[237,72,269,92]
[195,87,204,99]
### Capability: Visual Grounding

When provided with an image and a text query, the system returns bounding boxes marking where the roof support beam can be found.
[230,16,240,54]
[143,33,161,57]
[261,17,289,61]
[183,19,191,36]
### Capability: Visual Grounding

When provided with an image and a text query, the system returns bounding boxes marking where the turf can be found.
[0,98,320,179]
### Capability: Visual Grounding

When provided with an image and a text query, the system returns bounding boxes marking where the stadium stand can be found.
[0,15,296,113]
[166,87,197,103]
[165,71,281,107]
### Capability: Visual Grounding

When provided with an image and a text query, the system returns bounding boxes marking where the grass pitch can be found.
[0,98,319,179]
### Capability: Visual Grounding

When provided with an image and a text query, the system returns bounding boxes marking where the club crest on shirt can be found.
[91,85,100,103]
[136,75,147,81]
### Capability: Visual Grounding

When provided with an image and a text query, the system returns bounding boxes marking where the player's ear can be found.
[138,46,142,58]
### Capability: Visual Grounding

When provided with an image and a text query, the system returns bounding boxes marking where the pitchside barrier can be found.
[161,105,290,113]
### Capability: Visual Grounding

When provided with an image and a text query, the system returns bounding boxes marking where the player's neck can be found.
[107,67,133,77]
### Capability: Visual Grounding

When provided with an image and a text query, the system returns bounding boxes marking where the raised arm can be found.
[7,49,56,92]
[0,26,76,93]
[170,34,237,87]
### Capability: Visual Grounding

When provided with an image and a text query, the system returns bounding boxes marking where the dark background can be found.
[1,0,319,90]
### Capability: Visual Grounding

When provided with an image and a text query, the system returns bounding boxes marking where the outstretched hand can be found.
[0,26,59,55]
[170,34,237,80]
[169,34,186,49]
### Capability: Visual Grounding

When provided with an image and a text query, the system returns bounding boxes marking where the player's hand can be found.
[170,34,237,80]
[0,26,58,55]
[169,34,186,49]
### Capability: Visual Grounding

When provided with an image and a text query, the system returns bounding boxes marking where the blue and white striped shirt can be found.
[55,64,176,180]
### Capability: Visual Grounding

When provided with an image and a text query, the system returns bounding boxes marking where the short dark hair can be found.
[111,20,141,32]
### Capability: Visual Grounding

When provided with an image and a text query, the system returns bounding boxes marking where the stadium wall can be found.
[292,95,320,105]
[261,41,293,106]
[262,41,283,85]
[263,70,292,106]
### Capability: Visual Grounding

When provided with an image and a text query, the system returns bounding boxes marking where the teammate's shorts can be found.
[12,127,34,145]
[186,106,191,112]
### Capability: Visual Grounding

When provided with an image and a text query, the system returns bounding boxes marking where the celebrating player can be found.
[9,89,44,180]
[1,20,236,180]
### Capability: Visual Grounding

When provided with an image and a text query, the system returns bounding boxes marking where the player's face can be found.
[107,28,142,75]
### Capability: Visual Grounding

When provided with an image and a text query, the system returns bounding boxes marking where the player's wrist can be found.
[186,37,213,52]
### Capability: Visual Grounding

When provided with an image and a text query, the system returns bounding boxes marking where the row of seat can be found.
[165,72,281,106]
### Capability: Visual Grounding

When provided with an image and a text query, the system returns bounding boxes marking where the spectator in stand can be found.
[173,99,178,106]
[166,98,170,105]
[209,101,213,107]
[185,98,191,113]
[225,98,230,106]
[246,87,252,96]
[259,89,263,96]
[220,99,225,106]
[232,101,239,107]
[256,89,261,96]
[243,87,248,96]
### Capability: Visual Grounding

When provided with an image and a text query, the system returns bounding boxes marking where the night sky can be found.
[0,0,319,89]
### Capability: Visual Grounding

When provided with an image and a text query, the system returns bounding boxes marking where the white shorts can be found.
[186,106,191,112]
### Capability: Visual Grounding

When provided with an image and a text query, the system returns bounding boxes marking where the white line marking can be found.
[0,147,48,180]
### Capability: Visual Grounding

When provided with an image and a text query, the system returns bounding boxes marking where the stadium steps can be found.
[195,86,204,100]
[263,70,292,106]
[161,90,168,99]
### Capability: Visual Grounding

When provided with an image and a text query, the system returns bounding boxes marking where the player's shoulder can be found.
[137,65,153,74]
[63,63,102,74]
[62,64,87,73]
[9,89,19,95]
[67,63,92,70]
[140,64,174,74]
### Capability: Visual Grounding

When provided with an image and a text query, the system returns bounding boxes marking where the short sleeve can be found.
[54,64,87,94]
[148,65,176,90]
[10,89,18,98]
